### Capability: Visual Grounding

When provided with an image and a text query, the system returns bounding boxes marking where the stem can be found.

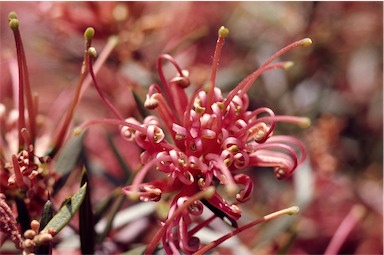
[12,155,25,189]
[206,27,228,110]
[194,206,300,255]
[10,20,26,150]
[324,204,366,255]
[9,16,36,150]
[157,54,185,112]
[19,29,36,146]
[49,32,93,158]
[224,61,292,110]
[88,51,124,120]
[79,118,148,135]
[79,36,119,99]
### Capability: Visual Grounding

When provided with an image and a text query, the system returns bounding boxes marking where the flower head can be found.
[120,26,311,253]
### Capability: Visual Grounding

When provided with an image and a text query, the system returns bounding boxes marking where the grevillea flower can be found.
[118,26,311,254]
[1,12,103,228]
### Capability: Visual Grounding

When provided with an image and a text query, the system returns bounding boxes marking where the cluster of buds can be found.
[22,220,55,255]
[118,26,311,253]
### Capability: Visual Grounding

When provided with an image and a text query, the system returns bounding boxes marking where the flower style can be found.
[1,12,98,226]
[118,26,311,254]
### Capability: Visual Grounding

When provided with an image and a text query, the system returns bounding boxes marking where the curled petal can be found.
[170,75,190,89]
[234,174,254,202]
[177,170,194,185]
[233,151,250,169]
[120,118,141,141]
[172,123,188,140]
[179,215,200,254]
[147,125,165,144]
[201,129,216,139]
[143,115,161,126]
[222,137,242,151]
[144,94,159,109]
[249,149,297,179]
[122,184,162,202]
[189,156,209,173]
[188,200,204,216]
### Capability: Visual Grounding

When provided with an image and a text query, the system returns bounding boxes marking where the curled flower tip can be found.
[88,47,97,58]
[171,70,191,89]
[298,117,311,128]
[9,18,19,30]
[84,27,95,41]
[287,206,300,215]
[218,26,229,38]
[283,61,295,70]
[8,11,18,20]
[144,94,159,109]
[300,38,313,47]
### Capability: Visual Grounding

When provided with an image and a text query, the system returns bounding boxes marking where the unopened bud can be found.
[30,220,40,233]
[9,18,19,30]
[8,11,18,21]
[84,27,95,41]
[218,26,229,38]
[88,47,97,58]
[144,94,159,109]
[24,229,36,239]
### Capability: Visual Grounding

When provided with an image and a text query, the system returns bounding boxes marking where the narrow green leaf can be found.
[54,132,85,175]
[79,168,95,254]
[94,187,121,223]
[36,200,53,255]
[53,133,85,194]
[132,89,150,119]
[43,183,87,234]
[106,132,132,181]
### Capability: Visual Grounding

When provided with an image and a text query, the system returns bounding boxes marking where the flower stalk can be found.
[8,13,36,151]
[49,27,95,158]
[194,206,300,255]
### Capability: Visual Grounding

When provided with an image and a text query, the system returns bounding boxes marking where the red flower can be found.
[120,26,311,254]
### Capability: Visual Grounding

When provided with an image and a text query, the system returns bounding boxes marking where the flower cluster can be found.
[1,13,59,219]
[121,26,311,253]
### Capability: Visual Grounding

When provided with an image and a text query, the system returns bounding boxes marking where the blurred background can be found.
[1,2,382,254]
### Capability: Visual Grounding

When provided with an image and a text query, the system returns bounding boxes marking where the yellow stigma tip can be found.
[299,118,311,128]
[9,19,19,30]
[283,61,294,70]
[218,26,229,38]
[8,11,18,21]
[301,38,313,47]
[73,128,83,136]
[288,206,300,215]
[84,27,95,41]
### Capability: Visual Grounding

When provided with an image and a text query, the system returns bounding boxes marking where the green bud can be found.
[8,11,18,21]
[9,18,19,31]
[218,26,229,38]
[84,27,95,41]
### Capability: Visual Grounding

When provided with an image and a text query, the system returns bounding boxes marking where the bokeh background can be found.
[1,2,382,254]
